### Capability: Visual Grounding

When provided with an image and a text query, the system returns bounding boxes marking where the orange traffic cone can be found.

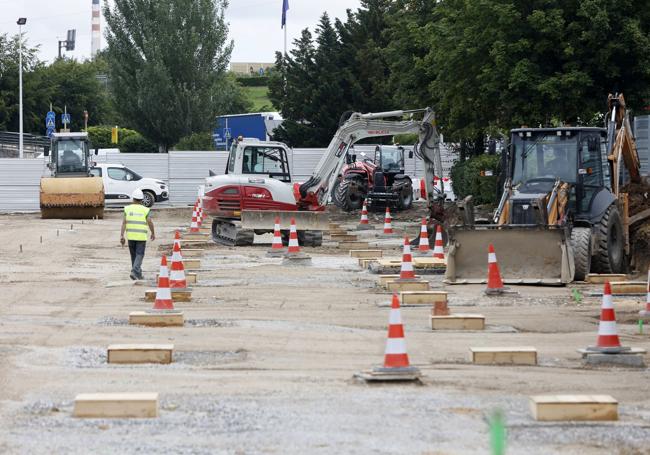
[432,225,445,260]
[587,282,627,353]
[640,268,650,317]
[169,232,187,289]
[485,243,505,295]
[267,216,286,257]
[189,202,200,233]
[153,255,175,310]
[359,200,369,226]
[383,207,393,234]
[399,236,416,280]
[417,219,430,254]
[286,218,301,254]
[382,294,411,368]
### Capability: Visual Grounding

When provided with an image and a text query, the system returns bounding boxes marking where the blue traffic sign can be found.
[46,127,55,138]
[46,111,55,121]
[46,119,55,128]
[62,113,71,124]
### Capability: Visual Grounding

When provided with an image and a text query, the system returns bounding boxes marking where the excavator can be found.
[202,108,446,246]
[40,132,105,219]
[439,94,646,284]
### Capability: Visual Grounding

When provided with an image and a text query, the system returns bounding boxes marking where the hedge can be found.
[236,76,270,87]
[450,154,501,205]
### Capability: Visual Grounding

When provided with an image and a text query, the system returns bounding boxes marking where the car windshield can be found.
[512,133,578,185]
[380,148,403,172]
[55,139,86,173]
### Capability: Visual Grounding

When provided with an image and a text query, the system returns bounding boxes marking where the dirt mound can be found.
[622,182,650,216]
[623,182,650,273]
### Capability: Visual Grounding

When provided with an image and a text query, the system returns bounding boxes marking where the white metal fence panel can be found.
[168,151,227,205]
[0,159,46,211]
[635,115,649,176]
[289,148,326,182]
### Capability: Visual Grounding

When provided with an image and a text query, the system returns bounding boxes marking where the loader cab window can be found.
[377,147,404,172]
[243,146,290,182]
[512,133,578,191]
[55,139,87,174]
[577,135,605,212]
[227,144,236,174]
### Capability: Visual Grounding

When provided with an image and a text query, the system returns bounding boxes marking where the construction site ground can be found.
[1,205,649,454]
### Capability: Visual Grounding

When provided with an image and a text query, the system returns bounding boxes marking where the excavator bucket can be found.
[445,226,574,285]
[240,210,329,230]
[40,176,105,219]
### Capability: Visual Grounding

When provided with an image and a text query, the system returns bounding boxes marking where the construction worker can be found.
[120,189,155,280]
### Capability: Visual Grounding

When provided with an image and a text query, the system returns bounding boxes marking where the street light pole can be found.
[17,18,26,159]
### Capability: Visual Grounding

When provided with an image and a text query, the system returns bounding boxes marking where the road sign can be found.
[46,111,55,122]
[62,113,71,124]
[46,128,55,138]
[46,119,55,128]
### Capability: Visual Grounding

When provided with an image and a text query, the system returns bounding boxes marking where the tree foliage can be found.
[103,0,239,151]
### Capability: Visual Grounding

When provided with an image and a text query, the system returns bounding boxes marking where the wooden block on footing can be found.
[431,314,485,330]
[182,233,210,241]
[329,223,342,230]
[378,274,421,286]
[331,233,358,242]
[586,273,627,284]
[338,241,370,250]
[180,249,204,258]
[529,395,618,421]
[145,289,192,302]
[350,249,383,259]
[129,311,184,327]
[387,280,430,292]
[470,347,537,365]
[183,259,201,270]
[400,291,447,305]
[359,258,380,268]
[413,257,447,269]
[157,273,197,285]
[610,281,647,295]
[73,393,159,418]
[107,344,174,364]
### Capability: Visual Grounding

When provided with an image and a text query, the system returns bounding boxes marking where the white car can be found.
[90,163,169,208]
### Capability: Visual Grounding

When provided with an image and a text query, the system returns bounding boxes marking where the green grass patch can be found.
[243,86,273,112]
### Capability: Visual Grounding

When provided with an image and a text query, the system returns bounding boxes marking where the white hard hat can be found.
[132,189,144,200]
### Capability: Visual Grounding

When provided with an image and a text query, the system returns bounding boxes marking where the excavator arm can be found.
[297,108,442,210]
[607,93,642,195]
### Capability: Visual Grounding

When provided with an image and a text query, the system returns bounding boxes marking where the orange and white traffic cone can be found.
[169,232,188,289]
[640,268,650,317]
[383,207,393,234]
[485,243,505,295]
[399,236,416,280]
[153,255,175,311]
[284,217,311,262]
[267,216,286,257]
[587,282,628,353]
[416,219,430,255]
[189,203,200,233]
[358,199,370,228]
[432,225,445,260]
[196,206,203,229]
[382,294,411,368]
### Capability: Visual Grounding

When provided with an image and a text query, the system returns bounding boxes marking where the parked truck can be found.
[213,112,284,151]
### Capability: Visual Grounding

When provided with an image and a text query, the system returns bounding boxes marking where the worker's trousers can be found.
[128,240,147,278]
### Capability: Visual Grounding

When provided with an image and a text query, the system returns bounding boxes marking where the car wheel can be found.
[141,191,155,208]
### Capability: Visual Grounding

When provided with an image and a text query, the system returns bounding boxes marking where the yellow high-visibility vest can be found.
[124,204,150,241]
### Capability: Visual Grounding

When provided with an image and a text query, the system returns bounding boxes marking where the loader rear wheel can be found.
[593,205,625,274]
[570,227,591,282]
[336,176,366,212]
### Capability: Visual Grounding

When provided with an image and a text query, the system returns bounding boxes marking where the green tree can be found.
[173,131,215,150]
[103,0,239,151]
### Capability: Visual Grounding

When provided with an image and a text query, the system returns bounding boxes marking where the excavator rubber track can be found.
[211,219,255,246]
[40,177,105,219]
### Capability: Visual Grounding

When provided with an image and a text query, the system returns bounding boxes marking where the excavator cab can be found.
[40,132,105,219]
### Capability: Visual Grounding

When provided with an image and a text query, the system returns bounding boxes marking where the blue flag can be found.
[282,0,289,28]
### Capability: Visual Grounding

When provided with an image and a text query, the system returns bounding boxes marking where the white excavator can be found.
[202,108,446,246]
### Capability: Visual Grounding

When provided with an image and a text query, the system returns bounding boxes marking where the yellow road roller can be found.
[40,132,104,219]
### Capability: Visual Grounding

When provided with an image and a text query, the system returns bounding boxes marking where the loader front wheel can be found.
[593,205,625,274]
[570,227,591,282]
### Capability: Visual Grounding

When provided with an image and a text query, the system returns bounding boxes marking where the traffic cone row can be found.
[383,207,393,234]
[417,219,430,254]
[152,255,174,310]
[169,231,187,289]
[189,202,200,233]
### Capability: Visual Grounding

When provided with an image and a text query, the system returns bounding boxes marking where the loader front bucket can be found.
[40,176,105,219]
[445,225,574,285]
[240,210,330,230]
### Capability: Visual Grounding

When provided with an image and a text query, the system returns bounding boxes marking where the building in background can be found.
[230,62,275,76]
[91,0,101,58]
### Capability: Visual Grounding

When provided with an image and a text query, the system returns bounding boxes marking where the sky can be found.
[0,0,362,63]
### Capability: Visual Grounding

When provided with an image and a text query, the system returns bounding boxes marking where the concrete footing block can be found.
[354,366,421,382]
[578,348,646,367]
[107,344,174,364]
[431,314,485,330]
[529,395,618,421]
[73,393,159,418]
[282,253,312,265]
[128,311,184,327]
[470,347,537,365]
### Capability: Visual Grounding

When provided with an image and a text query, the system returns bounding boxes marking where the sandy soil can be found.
[0,207,649,454]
